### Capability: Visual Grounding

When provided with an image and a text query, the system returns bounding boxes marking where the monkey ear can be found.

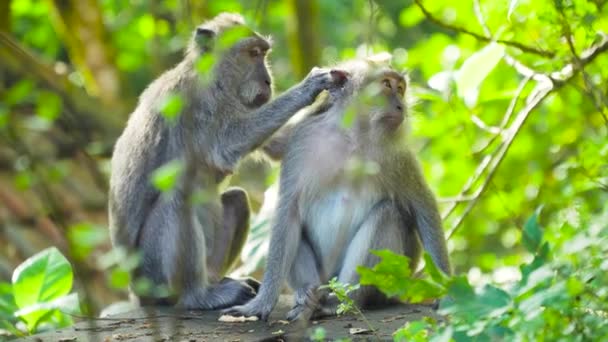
[194,27,216,52]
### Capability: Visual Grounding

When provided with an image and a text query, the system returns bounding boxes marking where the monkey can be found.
[222,56,451,321]
[108,13,347,310]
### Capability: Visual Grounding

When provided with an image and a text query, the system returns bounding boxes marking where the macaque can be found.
[108,13,346,309]
[223,56,451,320]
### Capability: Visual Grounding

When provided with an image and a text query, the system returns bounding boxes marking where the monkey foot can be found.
[286,304,314,321]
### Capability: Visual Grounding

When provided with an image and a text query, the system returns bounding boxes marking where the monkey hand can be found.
[301,67,349,101]
[220,295,275,321]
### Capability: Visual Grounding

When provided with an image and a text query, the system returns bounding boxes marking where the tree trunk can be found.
[47,0,124,107]
[287,0,321,78]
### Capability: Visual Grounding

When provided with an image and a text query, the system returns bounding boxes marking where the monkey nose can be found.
[265,79,271,86]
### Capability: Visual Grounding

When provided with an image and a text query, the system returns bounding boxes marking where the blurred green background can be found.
[0,0,607,332]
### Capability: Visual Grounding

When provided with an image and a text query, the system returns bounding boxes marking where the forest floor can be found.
[19,296,439,341]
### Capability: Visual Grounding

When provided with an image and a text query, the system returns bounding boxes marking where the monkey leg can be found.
[136,195,255,309]
[318,200,421,316]
[285,237,325,321]
[134,195,199,305]
[206,187,251,280]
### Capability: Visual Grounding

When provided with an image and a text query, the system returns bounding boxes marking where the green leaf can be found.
[4,80,34,105]
[357,250,412,297]
[310,327,326,341]
[0,104,9,129]
[137,14,156,39]
[516,265,553,295]
[520,242,550,281]
[341,107,357,128]
[11,247,74,331]
[0,319,24,337]
[455,43,505,98]
[394,320,430,342]
[358,250,446,302]
[217,26,253,50]
[423,253,449,284]
[36,91,62,123]
[159,93,184,123]
[440,278,511,323]
[196,54,216,75]
[0,282,16,320]
[522,211,543,253]
[109,268,131,289]
[518,281,566,315]
[67,223,108,261]
[150,160,184,192]
[13,293,80,318]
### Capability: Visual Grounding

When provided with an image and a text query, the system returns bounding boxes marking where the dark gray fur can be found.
[223,58,451,320]
[108,13,343,310]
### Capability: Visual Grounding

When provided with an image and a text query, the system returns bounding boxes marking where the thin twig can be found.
[474,75,532,154]
[557,6,608,126]
[62,311,208,321]
[470,115,500,134]
[442,28,608,235]
[413,0,556,57]
[448,85,552,238]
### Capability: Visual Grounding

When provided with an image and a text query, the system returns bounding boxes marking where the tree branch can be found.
[413,0,556,58]
[0,31,123,139]
[444,34,608,238]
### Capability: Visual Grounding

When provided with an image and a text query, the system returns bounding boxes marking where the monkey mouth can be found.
[249,92,271,108]
[380,113,404,129]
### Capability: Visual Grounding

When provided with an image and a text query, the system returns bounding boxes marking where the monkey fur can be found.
[108,13,345,310]
[223,56,451,320]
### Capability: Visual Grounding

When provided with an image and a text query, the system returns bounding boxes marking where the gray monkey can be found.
[108,13,346,309]
[223,57,451,320]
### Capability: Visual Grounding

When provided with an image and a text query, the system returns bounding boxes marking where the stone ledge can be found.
[19,296,439,341]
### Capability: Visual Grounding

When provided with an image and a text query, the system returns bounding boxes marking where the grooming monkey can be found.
[224,57,451,320]
[108,13,346,309]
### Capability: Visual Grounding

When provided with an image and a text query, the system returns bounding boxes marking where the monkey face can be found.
[230,37,273,109]
[192,19,273,110]
[375,71,407,131]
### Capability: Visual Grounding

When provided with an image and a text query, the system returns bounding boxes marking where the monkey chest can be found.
[304,187,383,276]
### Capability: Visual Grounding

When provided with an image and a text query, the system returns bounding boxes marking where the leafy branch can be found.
[441,24,608,237]
[413,0,557,57]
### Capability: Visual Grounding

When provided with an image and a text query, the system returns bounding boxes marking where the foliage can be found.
[323,278,360,316]
[0,248,79,336]
[1,0,608,339]
[357,205,608,341]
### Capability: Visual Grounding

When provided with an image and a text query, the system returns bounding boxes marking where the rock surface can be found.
[19,296,439,341]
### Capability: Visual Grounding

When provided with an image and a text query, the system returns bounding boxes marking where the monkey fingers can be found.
[286,287,320,321]
[220,296,274,321]
[329,69,350,86]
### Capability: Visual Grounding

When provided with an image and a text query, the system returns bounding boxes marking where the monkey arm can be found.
[222,187,304,320]
[210,69,339,172]
[398,154,452,276]
[409,187,451,276]
[109,109,169,248]
[260,124,294,161]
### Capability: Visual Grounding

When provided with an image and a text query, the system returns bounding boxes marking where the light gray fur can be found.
[223,58,451,320]
[108,13,342,310]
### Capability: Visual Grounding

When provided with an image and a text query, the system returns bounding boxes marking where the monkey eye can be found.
[397,85,405,94]
[382,79,391,89]
[249,47,263,58]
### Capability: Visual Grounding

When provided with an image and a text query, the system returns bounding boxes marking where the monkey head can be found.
[367,68,408,132]
[326,55,409,136]
[187,13,273,109]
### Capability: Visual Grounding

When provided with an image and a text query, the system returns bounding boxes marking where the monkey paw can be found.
[303,67,349,99]
[286,304,315,322]
[220,297,274,321]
